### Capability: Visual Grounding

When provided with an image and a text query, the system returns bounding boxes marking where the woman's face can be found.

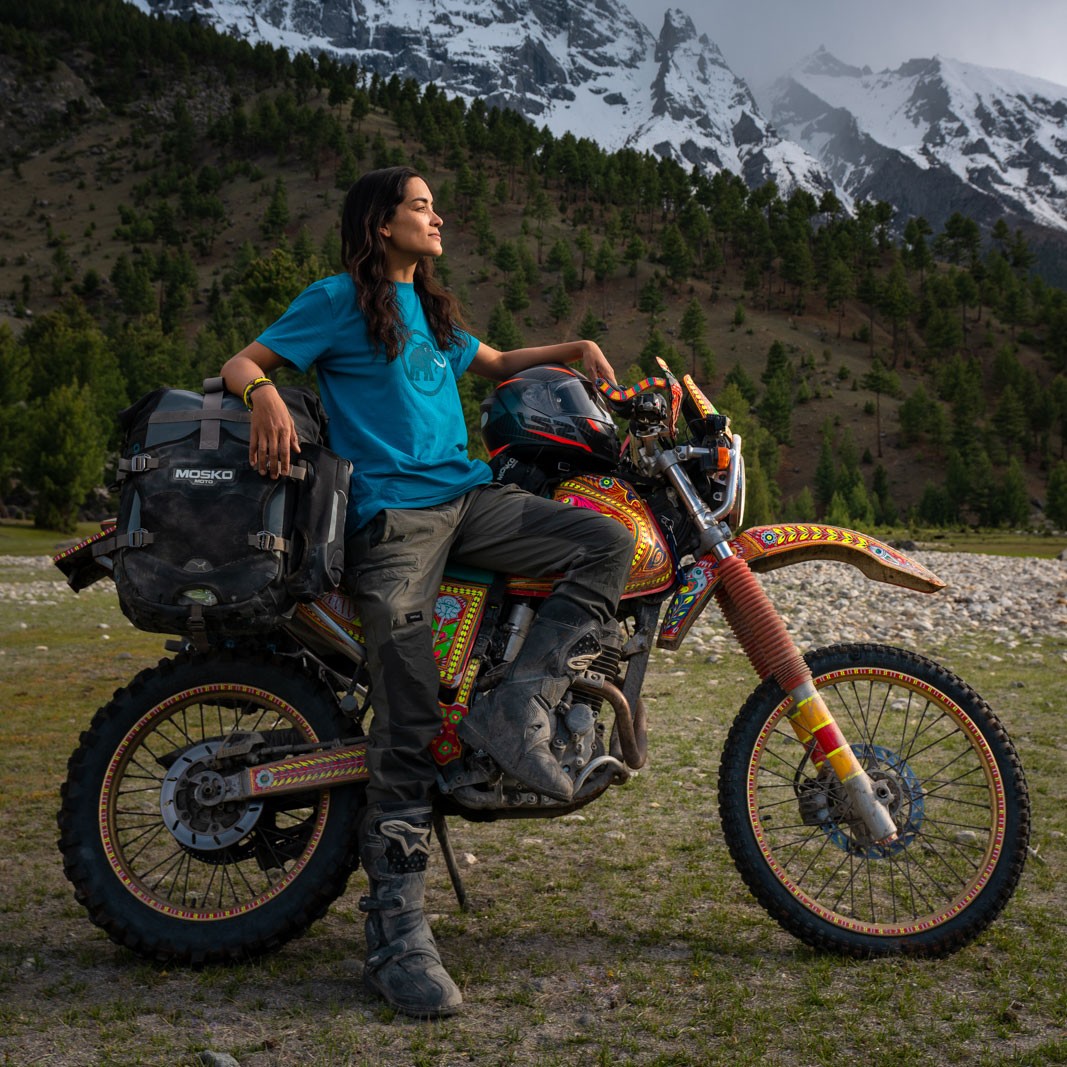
[379,176,443,270]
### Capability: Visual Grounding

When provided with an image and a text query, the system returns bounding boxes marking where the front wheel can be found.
[57,653,365,963]
[718,643,1030,958]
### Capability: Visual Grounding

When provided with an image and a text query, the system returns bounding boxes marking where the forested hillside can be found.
[1,0,1066,533]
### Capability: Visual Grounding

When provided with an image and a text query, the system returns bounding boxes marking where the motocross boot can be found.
[457,600,603,802]
[358,802,463,1018]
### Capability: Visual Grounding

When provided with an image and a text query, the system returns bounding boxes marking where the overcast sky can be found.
[625,0,1067,90]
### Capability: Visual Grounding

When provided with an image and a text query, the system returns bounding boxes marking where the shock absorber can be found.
[713,551,899,845]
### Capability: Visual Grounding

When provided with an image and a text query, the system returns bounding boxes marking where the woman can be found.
[221,166,633,1017]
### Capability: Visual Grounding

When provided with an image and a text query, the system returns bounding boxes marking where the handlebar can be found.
[595,376,669,412]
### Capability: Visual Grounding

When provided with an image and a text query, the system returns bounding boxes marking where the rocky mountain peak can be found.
[796,46,871,80]
[127,0,1067,246]
[127,0,830,198]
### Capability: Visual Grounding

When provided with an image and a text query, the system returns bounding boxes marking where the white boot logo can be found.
[379,819,431,858]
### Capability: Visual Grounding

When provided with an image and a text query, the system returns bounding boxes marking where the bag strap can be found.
[248,531,291,553]
[199,376,230,450]
[116,454,162,475]
[108,530,156,550]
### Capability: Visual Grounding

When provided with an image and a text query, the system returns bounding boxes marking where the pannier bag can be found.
[98,376,351,638]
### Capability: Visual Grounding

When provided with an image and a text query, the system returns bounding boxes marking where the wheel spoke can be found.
[99,680,332,919]
[735,653,1016,938]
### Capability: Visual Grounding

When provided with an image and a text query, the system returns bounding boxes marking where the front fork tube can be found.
[712,551,899,845]
[785,682,899,843]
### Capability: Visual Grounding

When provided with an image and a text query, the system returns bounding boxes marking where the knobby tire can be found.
[57,652,365,964]
[718,643,1030,958]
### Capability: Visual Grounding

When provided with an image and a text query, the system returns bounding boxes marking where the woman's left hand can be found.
[578,340,616,384]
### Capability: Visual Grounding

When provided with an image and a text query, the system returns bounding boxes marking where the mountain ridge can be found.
[128,0,834,198]
[765,47,1067,236]
[126,0,1067,264]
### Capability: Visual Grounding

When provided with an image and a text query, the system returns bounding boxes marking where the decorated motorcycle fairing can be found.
[658,523,945,650]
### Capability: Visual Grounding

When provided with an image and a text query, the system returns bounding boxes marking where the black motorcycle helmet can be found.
[480,365,620,472]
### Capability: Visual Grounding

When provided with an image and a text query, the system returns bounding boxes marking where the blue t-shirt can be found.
[257,273,490,529]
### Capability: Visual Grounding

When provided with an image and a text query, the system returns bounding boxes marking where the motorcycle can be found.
[54,357,1030,965]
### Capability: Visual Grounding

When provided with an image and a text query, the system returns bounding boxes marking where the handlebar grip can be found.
[596,376,669,408]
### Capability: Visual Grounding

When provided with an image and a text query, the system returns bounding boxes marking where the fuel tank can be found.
[505,474,675,599]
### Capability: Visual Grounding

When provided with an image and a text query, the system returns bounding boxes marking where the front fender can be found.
[657,524,944,650]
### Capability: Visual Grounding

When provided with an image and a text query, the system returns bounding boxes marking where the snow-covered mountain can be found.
[762,47,1067,235]
[126,2,1067,246]
[125,0,831,198]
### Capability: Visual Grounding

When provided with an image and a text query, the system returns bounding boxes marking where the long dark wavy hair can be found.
[340,166,467,362]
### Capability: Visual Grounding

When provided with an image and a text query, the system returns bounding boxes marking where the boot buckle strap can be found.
[358,892,405,913]
[365,939,408,969]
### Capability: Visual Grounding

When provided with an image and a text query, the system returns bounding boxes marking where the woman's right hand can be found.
[220,343,300,479]
[248,384,300,478]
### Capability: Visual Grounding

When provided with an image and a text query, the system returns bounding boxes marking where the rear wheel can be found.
[58,653,365,963]
[718,643,1029,957]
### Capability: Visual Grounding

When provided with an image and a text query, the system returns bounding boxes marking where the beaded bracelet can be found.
[242,376,275,409]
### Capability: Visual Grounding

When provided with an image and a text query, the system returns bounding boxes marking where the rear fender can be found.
[657,524,944,650]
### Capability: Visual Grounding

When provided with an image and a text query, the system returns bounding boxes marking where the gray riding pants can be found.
[343,482,634,806]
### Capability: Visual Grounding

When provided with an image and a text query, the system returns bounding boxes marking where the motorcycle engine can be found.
[444,621,627,809]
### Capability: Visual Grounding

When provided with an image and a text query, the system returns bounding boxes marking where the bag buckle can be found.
[250,530,288,552]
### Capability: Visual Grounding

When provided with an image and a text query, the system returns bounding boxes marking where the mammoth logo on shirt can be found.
[403,331,449,397]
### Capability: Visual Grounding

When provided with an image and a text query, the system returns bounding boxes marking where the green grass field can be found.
[0,525,1063,1065]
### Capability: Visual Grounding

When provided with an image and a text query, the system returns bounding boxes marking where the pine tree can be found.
[548,282,572,325]
[814,429,837,514]
[846,480,875,526]
[785,485,816,521]
[879,257,912,366]
[261,177,289,240]
[111,254,156,318]
[993,385,1028,456]
[593,241,617,285]
[935,212,981,267]
[678,298,708,378]
[955,269,979,336]
[575,227,594,288]
[1046,461,1067,527]
[503,270,529,313]
[871,464,897,525]
[637,276,666,336]
[724,362,758,405]
[825,257,853,338]
[577,308,602,343]
[711,382,780,525]
[493,240,519,276]
[487,302,523,350]
[335,138,359,189]
[638,329,672,377]
[659,223,692,286]
[0,325,29,496]
[860,358,902,458]
[780,237,814,314]
[471,199,496,257]
[855,268,880,357]
[21,383,106,532]
[903,216,934,291]
[898,383,934,445]
[760,371,793,445]
[761,340,790,384]
[918,482,953,526]
[826,490,852,527]
[998,458,1030,526]
[522,187,552,265]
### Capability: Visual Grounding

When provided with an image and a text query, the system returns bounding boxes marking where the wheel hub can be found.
[798,743,925,857]
[159,741,264,849]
